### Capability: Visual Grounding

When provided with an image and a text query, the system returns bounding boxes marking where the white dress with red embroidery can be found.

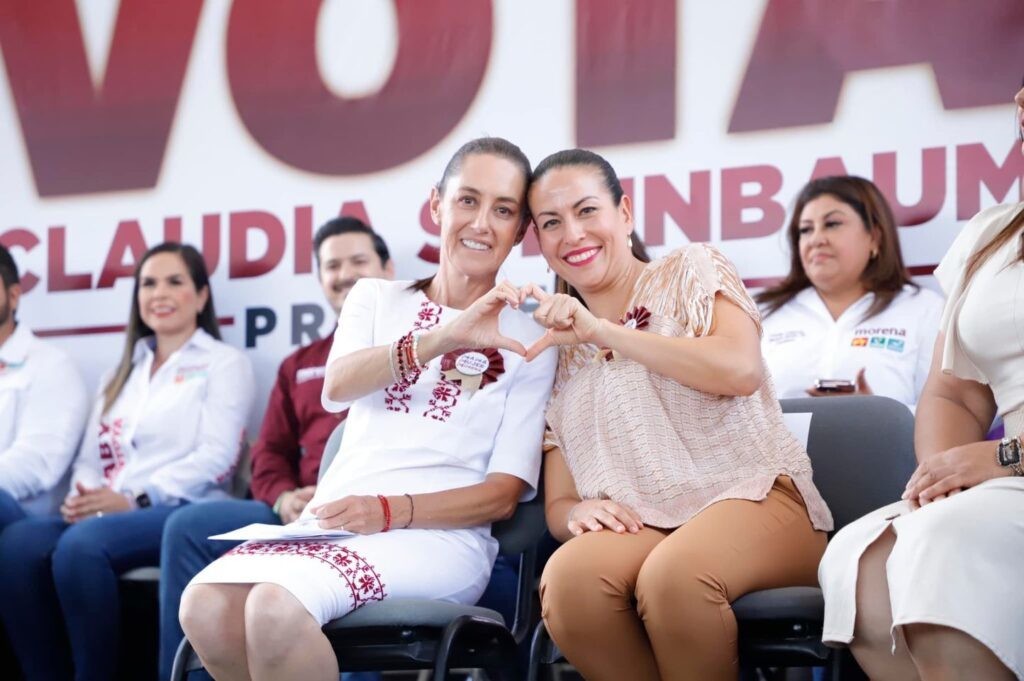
[191,279,557,625]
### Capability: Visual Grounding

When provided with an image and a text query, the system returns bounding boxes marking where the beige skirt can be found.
[819,463,1024,679]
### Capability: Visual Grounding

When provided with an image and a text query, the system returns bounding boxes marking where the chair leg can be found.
[828,647,868,681]
[527,621,551,681]
[433,615,480,681]
[169,637,196,681]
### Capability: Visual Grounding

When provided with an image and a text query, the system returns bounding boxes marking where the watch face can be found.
[999,438,1023,466]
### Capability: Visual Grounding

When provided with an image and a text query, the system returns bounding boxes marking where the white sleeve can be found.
[70,396,105,492]
[0,352,89,499]
[485,346,557,502]
[145,350,256,503]
[933,204,1011,295]
[322,278,379,413]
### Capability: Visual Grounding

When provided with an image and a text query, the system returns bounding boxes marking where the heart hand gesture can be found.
[522,284,602,361]
[437,281,528,356]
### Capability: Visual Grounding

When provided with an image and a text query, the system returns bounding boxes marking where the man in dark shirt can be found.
[158,217,394,680]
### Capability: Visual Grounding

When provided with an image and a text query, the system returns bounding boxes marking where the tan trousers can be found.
[540,477,826,681]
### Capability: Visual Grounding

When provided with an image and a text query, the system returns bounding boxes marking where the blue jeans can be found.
[0,504,179,681]
[159,499,278,681]
[159,499,519,680]
[0,489,26,533]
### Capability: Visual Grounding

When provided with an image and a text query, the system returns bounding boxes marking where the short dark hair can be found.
[313,216,391,268]
[0,244,19,289]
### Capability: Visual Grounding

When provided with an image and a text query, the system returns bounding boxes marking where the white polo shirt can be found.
[0,324,89,515]
[71,328,255,505]
[761,285,944,409]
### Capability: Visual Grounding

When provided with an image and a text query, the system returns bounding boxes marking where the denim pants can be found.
[0,504,179,681]
[0,489,27,532]
[158,499,277,681]
[159,499,519,681]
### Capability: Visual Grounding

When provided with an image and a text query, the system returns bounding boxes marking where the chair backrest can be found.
[491,487,547,557]
[780,396,916,532]
[318,420,346,483]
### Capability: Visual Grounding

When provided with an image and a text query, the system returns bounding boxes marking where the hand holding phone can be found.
[813,378,856,393]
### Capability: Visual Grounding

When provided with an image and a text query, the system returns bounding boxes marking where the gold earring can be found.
[871,248,879,259]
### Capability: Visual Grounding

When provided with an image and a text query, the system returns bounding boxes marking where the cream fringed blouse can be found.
[545,244,834,531]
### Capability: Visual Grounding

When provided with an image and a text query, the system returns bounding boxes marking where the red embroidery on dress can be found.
[98,417,126,483]
[425,348,505,422]
[384,299,443,413]
[424,377,461,421]
[228,541,387,610]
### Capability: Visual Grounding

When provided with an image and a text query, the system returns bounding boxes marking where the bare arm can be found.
[595,294,764,396]
[903,332,1009,503]
[312,473,525,533]
[324,282,528,406]
[544,445,582,543]
[526,288,764,397]
[914,332,997,462]
[542,444,644,542]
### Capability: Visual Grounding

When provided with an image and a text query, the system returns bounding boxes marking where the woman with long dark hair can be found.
[0,242,254,680]
[757,176,943,409]
[818,80,1024,680]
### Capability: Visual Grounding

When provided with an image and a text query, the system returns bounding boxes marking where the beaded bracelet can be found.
[410,333,423,370]
[395,336,408,381]
[403,493,414,529]
[377,494,392,532]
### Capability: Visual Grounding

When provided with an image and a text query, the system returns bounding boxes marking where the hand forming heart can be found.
[439,281,529,356]
[521,284,602,361]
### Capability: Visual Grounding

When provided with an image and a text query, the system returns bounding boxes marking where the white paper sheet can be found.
[783,412,813,448]
[209,518,354,541]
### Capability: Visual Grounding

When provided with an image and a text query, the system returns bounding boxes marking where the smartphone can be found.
[814,378,856,393]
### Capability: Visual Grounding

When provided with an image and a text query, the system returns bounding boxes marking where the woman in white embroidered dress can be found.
[523,149,832,681]
[817,81,1024,681]
[180,138,557,681]
[0,242,254,681]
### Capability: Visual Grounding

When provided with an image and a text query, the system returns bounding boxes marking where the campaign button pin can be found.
[455,352,489,376]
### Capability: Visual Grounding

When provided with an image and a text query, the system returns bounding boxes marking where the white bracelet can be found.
[387,340,399,383]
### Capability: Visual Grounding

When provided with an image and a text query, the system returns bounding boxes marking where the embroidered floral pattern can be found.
[228,541,387,610]
[424,378,460,421]
[425,348,505,421]
[385,299,443,413]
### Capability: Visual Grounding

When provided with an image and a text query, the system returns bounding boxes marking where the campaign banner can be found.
[2,0,1022,428]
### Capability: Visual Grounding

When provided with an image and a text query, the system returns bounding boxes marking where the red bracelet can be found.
[377,494,391,532]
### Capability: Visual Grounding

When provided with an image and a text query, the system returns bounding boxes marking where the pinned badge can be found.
[440,348,505,396]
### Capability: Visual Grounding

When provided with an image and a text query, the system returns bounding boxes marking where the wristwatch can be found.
[996,436,1024,476]
[125,489,153,509]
